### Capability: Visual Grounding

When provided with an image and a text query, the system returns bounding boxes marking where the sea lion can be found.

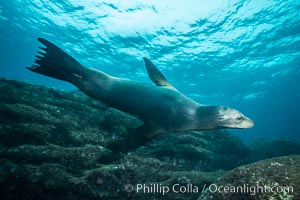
[27,38,254,153]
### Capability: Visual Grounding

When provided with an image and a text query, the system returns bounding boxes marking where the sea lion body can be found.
[27,38,254,153]
[78,72,199,133]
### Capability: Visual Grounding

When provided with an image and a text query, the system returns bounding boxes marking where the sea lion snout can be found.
[238,115,254,128]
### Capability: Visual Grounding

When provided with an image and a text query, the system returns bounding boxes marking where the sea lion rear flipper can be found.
[26,38,87,84]
[143,58,177,91]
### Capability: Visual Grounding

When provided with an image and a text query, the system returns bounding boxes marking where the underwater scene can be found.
[0,0,299,199]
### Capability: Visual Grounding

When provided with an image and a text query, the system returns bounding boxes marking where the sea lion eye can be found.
[236,116,243,121]
[218,117,225,121]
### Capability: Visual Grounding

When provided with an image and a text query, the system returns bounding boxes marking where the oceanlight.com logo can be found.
[124,183,294,196]
[208,183,294,196]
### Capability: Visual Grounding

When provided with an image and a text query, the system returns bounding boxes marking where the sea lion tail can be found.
[26,38,86,83]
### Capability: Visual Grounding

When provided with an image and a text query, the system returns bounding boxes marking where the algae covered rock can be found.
[0,156,223,200]
[4,144,110,171]
[198,155,300,200]
[247,137,300,163]
[137,130,250,171]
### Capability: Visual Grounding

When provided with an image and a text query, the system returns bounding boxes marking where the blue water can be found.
[0,0,299,142]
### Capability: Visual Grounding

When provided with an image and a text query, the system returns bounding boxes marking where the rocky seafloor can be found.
[0,78,299,200]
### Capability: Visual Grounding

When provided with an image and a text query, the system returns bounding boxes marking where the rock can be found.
[0,160,77,200]
[198,155,300,200]
[247,137,300,162]
[0,157,224,200]
[0,78,252,200]
[136,130,250,171]
[3,144,111,171]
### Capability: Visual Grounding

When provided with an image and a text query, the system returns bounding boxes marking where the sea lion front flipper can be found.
[143,58,177,91]
[108,121,162,154]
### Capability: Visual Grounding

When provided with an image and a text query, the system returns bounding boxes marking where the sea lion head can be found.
[215,106,254,129]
